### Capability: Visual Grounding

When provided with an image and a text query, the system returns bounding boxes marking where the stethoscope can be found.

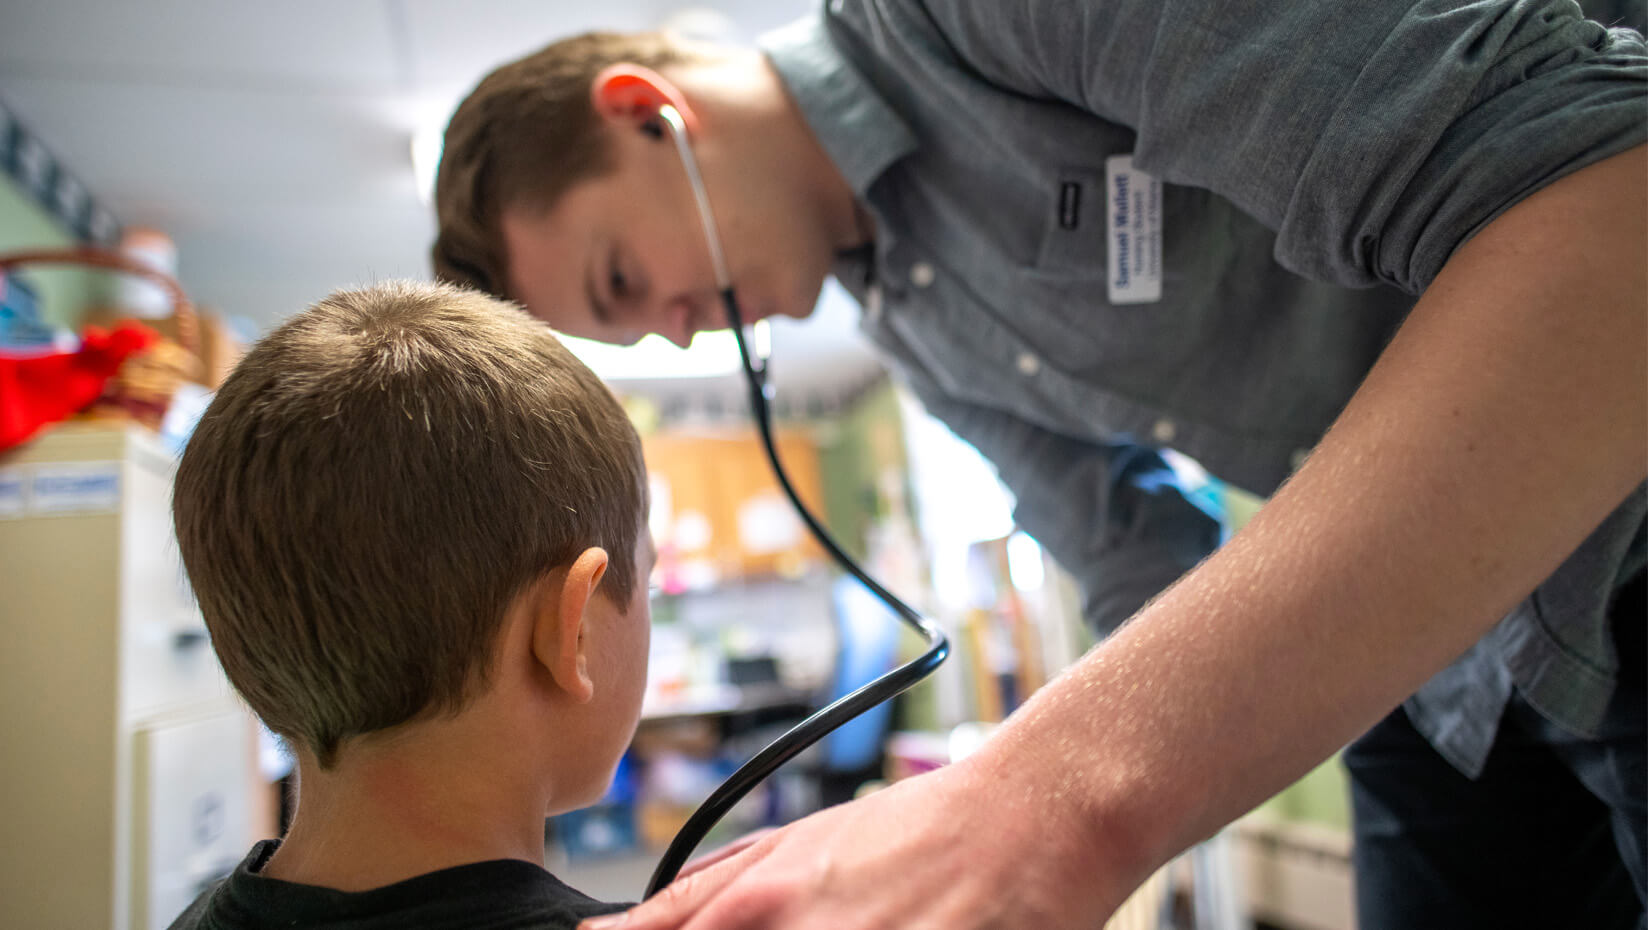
[641,104,950,898]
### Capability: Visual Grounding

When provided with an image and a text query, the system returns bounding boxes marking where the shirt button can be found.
[864,285,885,324]
[909,262,936,288]
[1016,352,1041,376]
[1151,418,1177,444]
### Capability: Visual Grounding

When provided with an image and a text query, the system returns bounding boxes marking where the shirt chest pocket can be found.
[1034,169,1110,275]
[1002,167,1160,366]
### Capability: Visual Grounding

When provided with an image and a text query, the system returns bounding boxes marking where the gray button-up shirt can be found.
[761,0,1647,777]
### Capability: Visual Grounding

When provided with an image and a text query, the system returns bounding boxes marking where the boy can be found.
[169,280,654,929]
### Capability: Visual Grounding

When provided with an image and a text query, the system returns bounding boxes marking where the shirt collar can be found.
[759,17,917,199]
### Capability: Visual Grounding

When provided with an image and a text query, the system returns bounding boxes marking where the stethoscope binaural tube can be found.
[642,106,950,898]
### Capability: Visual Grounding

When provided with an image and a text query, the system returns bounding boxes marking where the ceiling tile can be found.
[0,0,403,88]
[172,202,437,321]
[403,0,654,89]
[402,0,815,89]
[0,77,415,209]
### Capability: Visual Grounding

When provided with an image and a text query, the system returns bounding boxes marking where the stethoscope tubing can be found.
[643,109,950,899]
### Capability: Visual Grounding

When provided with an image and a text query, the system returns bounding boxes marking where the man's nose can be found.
[657,296,694,349]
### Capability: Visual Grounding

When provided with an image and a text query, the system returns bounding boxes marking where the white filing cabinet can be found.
[1,424,254,930]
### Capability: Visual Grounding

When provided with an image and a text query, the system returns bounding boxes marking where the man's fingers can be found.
[577,842,762,930]
[677,828,777,879]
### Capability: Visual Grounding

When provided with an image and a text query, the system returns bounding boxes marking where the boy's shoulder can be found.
[167,840,630,930]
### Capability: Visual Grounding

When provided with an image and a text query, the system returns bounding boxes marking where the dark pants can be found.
[1346,573,1645,930]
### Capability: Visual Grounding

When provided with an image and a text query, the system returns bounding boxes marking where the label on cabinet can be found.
[0,461,122,517]
[0,467,22,517]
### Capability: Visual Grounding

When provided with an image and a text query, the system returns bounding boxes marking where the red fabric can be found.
[0,322,158,450]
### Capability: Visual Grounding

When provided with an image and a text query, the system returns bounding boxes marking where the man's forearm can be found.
[966,145,1647,903]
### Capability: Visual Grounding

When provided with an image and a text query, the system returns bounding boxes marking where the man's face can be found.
[501,121,837,348]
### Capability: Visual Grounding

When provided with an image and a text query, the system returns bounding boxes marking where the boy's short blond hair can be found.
[174,281,647,768]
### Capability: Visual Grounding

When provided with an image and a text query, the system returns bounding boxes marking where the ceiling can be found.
[0,0,887,410]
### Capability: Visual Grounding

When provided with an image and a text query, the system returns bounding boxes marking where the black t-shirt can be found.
[168,840,631,930]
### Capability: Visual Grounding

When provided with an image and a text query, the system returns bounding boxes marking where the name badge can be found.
[1105,155,1163,304]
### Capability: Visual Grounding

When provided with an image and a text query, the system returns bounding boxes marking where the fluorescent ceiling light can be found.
[559,330,744,380]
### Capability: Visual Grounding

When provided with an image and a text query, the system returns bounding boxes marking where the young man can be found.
[169,281,653,929]
[433,2,1647,927]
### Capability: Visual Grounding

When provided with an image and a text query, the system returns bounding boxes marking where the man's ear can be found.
[533,547,610,704]
[590,63,699,134]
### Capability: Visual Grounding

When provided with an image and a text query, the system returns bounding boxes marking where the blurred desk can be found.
[629,681,821,847]
[640,682,814,724]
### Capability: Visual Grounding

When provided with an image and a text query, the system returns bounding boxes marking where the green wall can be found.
[0,175,100,329]
[817,381,908,562]
[1257,755,1352,830]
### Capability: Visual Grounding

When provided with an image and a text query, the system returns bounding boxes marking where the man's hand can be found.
[670,828,776,881]
[579,756,1125,930]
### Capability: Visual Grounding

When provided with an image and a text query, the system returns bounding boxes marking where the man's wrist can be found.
[951,721,1164,917]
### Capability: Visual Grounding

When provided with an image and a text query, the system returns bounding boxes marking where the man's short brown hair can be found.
[174,281,647,768]
[432,31,700,299]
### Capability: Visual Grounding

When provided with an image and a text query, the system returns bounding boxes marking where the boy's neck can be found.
[257,582,629,892]
[263,732,556,890]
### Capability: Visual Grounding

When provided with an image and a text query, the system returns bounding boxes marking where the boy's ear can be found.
[590,63,698,134]
[533,547,610,704]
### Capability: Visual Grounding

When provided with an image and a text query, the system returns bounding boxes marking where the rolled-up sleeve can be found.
[919,0,1647,293]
